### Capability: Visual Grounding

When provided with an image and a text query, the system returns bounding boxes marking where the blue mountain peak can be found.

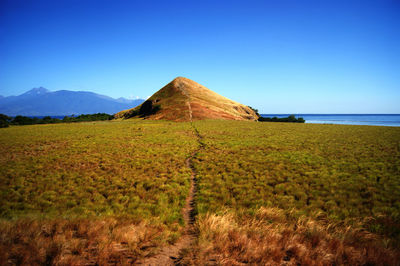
[23,87,50,96]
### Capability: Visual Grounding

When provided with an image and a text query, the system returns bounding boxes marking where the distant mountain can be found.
[0,87,145,116]
[115,77,258,121]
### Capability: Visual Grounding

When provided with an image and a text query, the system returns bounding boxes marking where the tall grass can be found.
[1,119,399,264]
[0,120,198,263]
[0,217,167,265]
[193,120,400,246]
[182,207,399,265]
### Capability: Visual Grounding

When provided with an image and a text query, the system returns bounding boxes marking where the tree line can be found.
[0,113,113,128]
[258,115,305,123]
[247,107,305,123]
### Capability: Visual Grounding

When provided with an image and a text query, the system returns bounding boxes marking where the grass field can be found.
[187,120,400,264]
[0,120,198,264]
[1,120,399,264]
[193,121,400,228]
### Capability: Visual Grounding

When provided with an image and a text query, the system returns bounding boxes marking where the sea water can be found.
[260,114,400,127]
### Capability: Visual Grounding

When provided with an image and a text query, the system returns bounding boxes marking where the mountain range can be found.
[0,88,144,116]
[115,77,258,121]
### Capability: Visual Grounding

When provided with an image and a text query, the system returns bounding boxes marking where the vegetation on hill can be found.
[118,100,162,119]
[115,77,259,121]
[0,120,399,264]
[247,106,260,117]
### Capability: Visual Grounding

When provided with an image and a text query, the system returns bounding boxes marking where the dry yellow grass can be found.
[181,207,400,265]
[0,218,168,265]
[114,77,258,121]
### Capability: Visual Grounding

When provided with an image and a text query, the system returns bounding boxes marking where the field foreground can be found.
[0,120,399,265]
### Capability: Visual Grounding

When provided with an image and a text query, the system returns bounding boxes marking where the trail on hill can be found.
[178,82,193,121]
[136,88,201,265]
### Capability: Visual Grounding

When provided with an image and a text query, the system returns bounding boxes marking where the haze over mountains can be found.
[0,88,144,116]
[116,77,258,121]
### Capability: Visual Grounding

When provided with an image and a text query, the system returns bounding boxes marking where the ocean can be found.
[260,114,400,127]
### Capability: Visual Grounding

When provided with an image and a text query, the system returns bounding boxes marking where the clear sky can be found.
[1,0,399,113]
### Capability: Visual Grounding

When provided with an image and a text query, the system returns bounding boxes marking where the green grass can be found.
[0,120,197,224]
[192,120,400,241]
[0,119,399,263]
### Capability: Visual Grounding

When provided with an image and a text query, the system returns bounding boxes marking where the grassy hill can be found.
[0,120,399,264]
[115,77,259,121]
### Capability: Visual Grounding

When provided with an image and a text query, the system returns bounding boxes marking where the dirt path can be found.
[177,83,193,122]
[135,89,201,266]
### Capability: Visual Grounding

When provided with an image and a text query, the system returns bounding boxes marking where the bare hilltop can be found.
[115,77,258,121]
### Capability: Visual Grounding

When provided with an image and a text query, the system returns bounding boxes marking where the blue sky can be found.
[1,0,399,113]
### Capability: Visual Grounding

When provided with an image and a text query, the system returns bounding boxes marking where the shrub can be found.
[0,114,11,128]
[12,115,36,125]
[258,115,305,123]
[63,113,113,122]
[139,101,161,117]
[247,106,260,117]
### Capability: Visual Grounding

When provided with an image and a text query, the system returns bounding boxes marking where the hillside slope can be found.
[115,77,258,121]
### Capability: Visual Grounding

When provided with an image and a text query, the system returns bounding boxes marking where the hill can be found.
[115,77,258,121]
[0,87,144,116]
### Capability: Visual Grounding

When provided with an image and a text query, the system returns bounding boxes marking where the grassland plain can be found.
[0,120,198,264]
[0,120,400,265]
[182,120,400,265]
